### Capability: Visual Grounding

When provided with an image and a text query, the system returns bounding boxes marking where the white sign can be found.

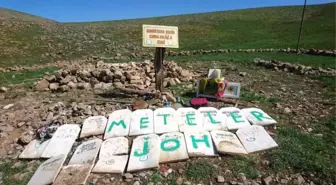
[160,132,189,163]
[177,108,203,132]
[198,107,227,131]
[154,107,180,134]
[210,130,247,155]
[104,109,132,139]
[80,116,107,138]
[129,109,154,136]
[241,108,277,126]
[184,131,216,157]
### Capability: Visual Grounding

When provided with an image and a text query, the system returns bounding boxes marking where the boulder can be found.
[49,83,59,91]
[35,79,50,90]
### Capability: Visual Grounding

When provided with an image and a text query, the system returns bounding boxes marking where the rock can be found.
[17,122,25,128]
[0,87,8,93]
[275,103,282,109]
[251,181,259,185]
[307,128,313,132]
[49,83,59,91]
[123,173,133,179]
[60,75,72,84]
[12,161,21,168]
[67,81,77,89]
[230,181,238,185]
[284,107,292,114]
[263,176,272,185]
[19,133,34,145]
[162,92,176,103]
[217,175,225,183]
[178,169,183,174]
[239,72,247,76]
[133,181,140,185]
[168,78,176,86]
[280,179,288,184]
[113,82,123,88]
[77,83,91,90]
[130,80,143,85]
[130,75,141,80]
[46,112,54,122]
[35,79,50,90]
[58,85,70,92]
[3,104,14,110]
[238,173,246,181]
[296,175,305,185]
[114,71,123,79]
[186,84,193,89]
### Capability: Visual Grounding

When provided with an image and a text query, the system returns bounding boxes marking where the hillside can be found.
[0,3,335,67]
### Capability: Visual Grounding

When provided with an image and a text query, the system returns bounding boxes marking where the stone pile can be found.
[253,58,336,76]
[34,60,194,92]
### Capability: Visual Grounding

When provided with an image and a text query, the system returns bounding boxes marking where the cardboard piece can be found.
[184,131,216,157]
[53,164,92,185]
[92,155,129,174]
[177,108,203,132]
[27,154,66,185]
[236,125,278,153]
[127,134,160,172]
[241,108,277,126]
[104,109,132,139]
[41,124,80,158]
[210,130,247,155]
[198,107,227,131]
[68,139,102,165]
[153,107,180,134]
[99,137,129,158]
[80,116,107,138]
[159,132,189,163]
[129,109,154,136]
[219,107,250,130]
[19,139,50,159]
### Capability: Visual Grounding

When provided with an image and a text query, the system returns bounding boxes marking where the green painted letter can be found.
[207,112,220,124]
[250,111,272,121]
[186,114,196,125]
[158,114,170,125]
[140,117,149,129]
[230,112,244,123]
[191,135,210,149]
[107,120,126,133]
[134,137,149,157]
[160,138,180,152]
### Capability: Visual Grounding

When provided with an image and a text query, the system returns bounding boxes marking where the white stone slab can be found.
[219,107,250,130]
[236,125,278,153]
[19,139,50,159]
[41,124,80,158]
[104,109,132,139]
[92,155,128,174]
[184,131,216,157]
[80,116,107,138]
[127,134,160,172]
[198,107,227,131]
[154,107,180,134]
[99,137,129,158]
[177,108,203,132]
[68,139,102,165]
[53,164,92,185]
[159,132,189,163]
[210,130,247,155]
[27,154,66,185]
[129,109,154,136]
[241,108,277,126]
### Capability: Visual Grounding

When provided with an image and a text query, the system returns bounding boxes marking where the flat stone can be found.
[219,107,250,130]
[3,104,14,110]
[236,125,278,153]
[68,138,102,165]
[198,107,227,131]
[92,155,129,174]
[27,154,66,185]
[127,134,160,172]
[159,132,189,163]
[42,124,81,158]
[154,107,180,134]
[19,139,51,159]
[177,108,203,132]
[210,130,247,155]
[80,116,107,138]
[129,109,154,136]
[104,109,132,139]
[241,108,277,126]
[53,164,92,185]
[184,131,215,157]
[99,137,129,158]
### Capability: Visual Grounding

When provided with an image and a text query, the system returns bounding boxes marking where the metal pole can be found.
[296,0,307,54]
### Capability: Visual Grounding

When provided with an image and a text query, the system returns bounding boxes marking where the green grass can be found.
[168,83,195,102]
[186,160,215,182]
[314,76,336,98]
[230,156,260,179]
[0,67,59,88]
[0,161,35,185]
[240,89,281,103]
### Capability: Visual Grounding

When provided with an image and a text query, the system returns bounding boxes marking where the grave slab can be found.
[127,134,160,172]
[41,124,80,158]
[184,131,216,157]
[104,109,132,139]
[53,164,92,185]
[210,130,247,155]
[154,107,180,134]
[19,139,50,159]
[129,109,154,136]
[68,138,102,165]
[236,125,278,153]
[99,137,129,158]
[177,108,203,132]
[241,108,277,126]
[198,107,227,131]
[92,155,129,174]
[27,154,66,185]
[219,107,250,130]
[159,132,189,163]
[80,116,107,138]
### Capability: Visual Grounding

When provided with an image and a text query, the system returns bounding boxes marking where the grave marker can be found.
[104,109,132,139]
[210,130,247,155]
[219,107,250,130]
[129,109,154,136]
[19,139,50,159]
[159,132,189,163]
[236,125,278,153]
[177,107,203,132]
[241,108,277,126]
[68,138,102,165]
[154,107,180,134]
[198,107,227,131]
[99,137,129,158]
[80,116,107,138]
[92,155,129,174]
[41,124,80,158]
[184,131,216,157]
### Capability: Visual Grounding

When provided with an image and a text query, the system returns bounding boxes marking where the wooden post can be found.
[154,47,166,92]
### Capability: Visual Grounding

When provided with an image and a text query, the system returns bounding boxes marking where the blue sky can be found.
[0,0,334,22]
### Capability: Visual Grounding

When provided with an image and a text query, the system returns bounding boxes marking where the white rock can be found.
[19,139,50,159]
[236,125,278,153]
[219,107,250,130]
[3,103,14,110]
[53,164,92,185]
[27,154,66,185]
[92,155,129,174]
[241,108,277,126]
[177,108,203,132]
[99,137,129,158]
[154,107,180,134]
[129,109,154,136]
[104,109,132,139]
[198,107,227,131]
[41,124,80,158]
[68,138,102,165]
[127,134,160,172]
[210,130,247,155]
[80,116,107,138]
[184,131,216,157]
[160,132,189,163]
